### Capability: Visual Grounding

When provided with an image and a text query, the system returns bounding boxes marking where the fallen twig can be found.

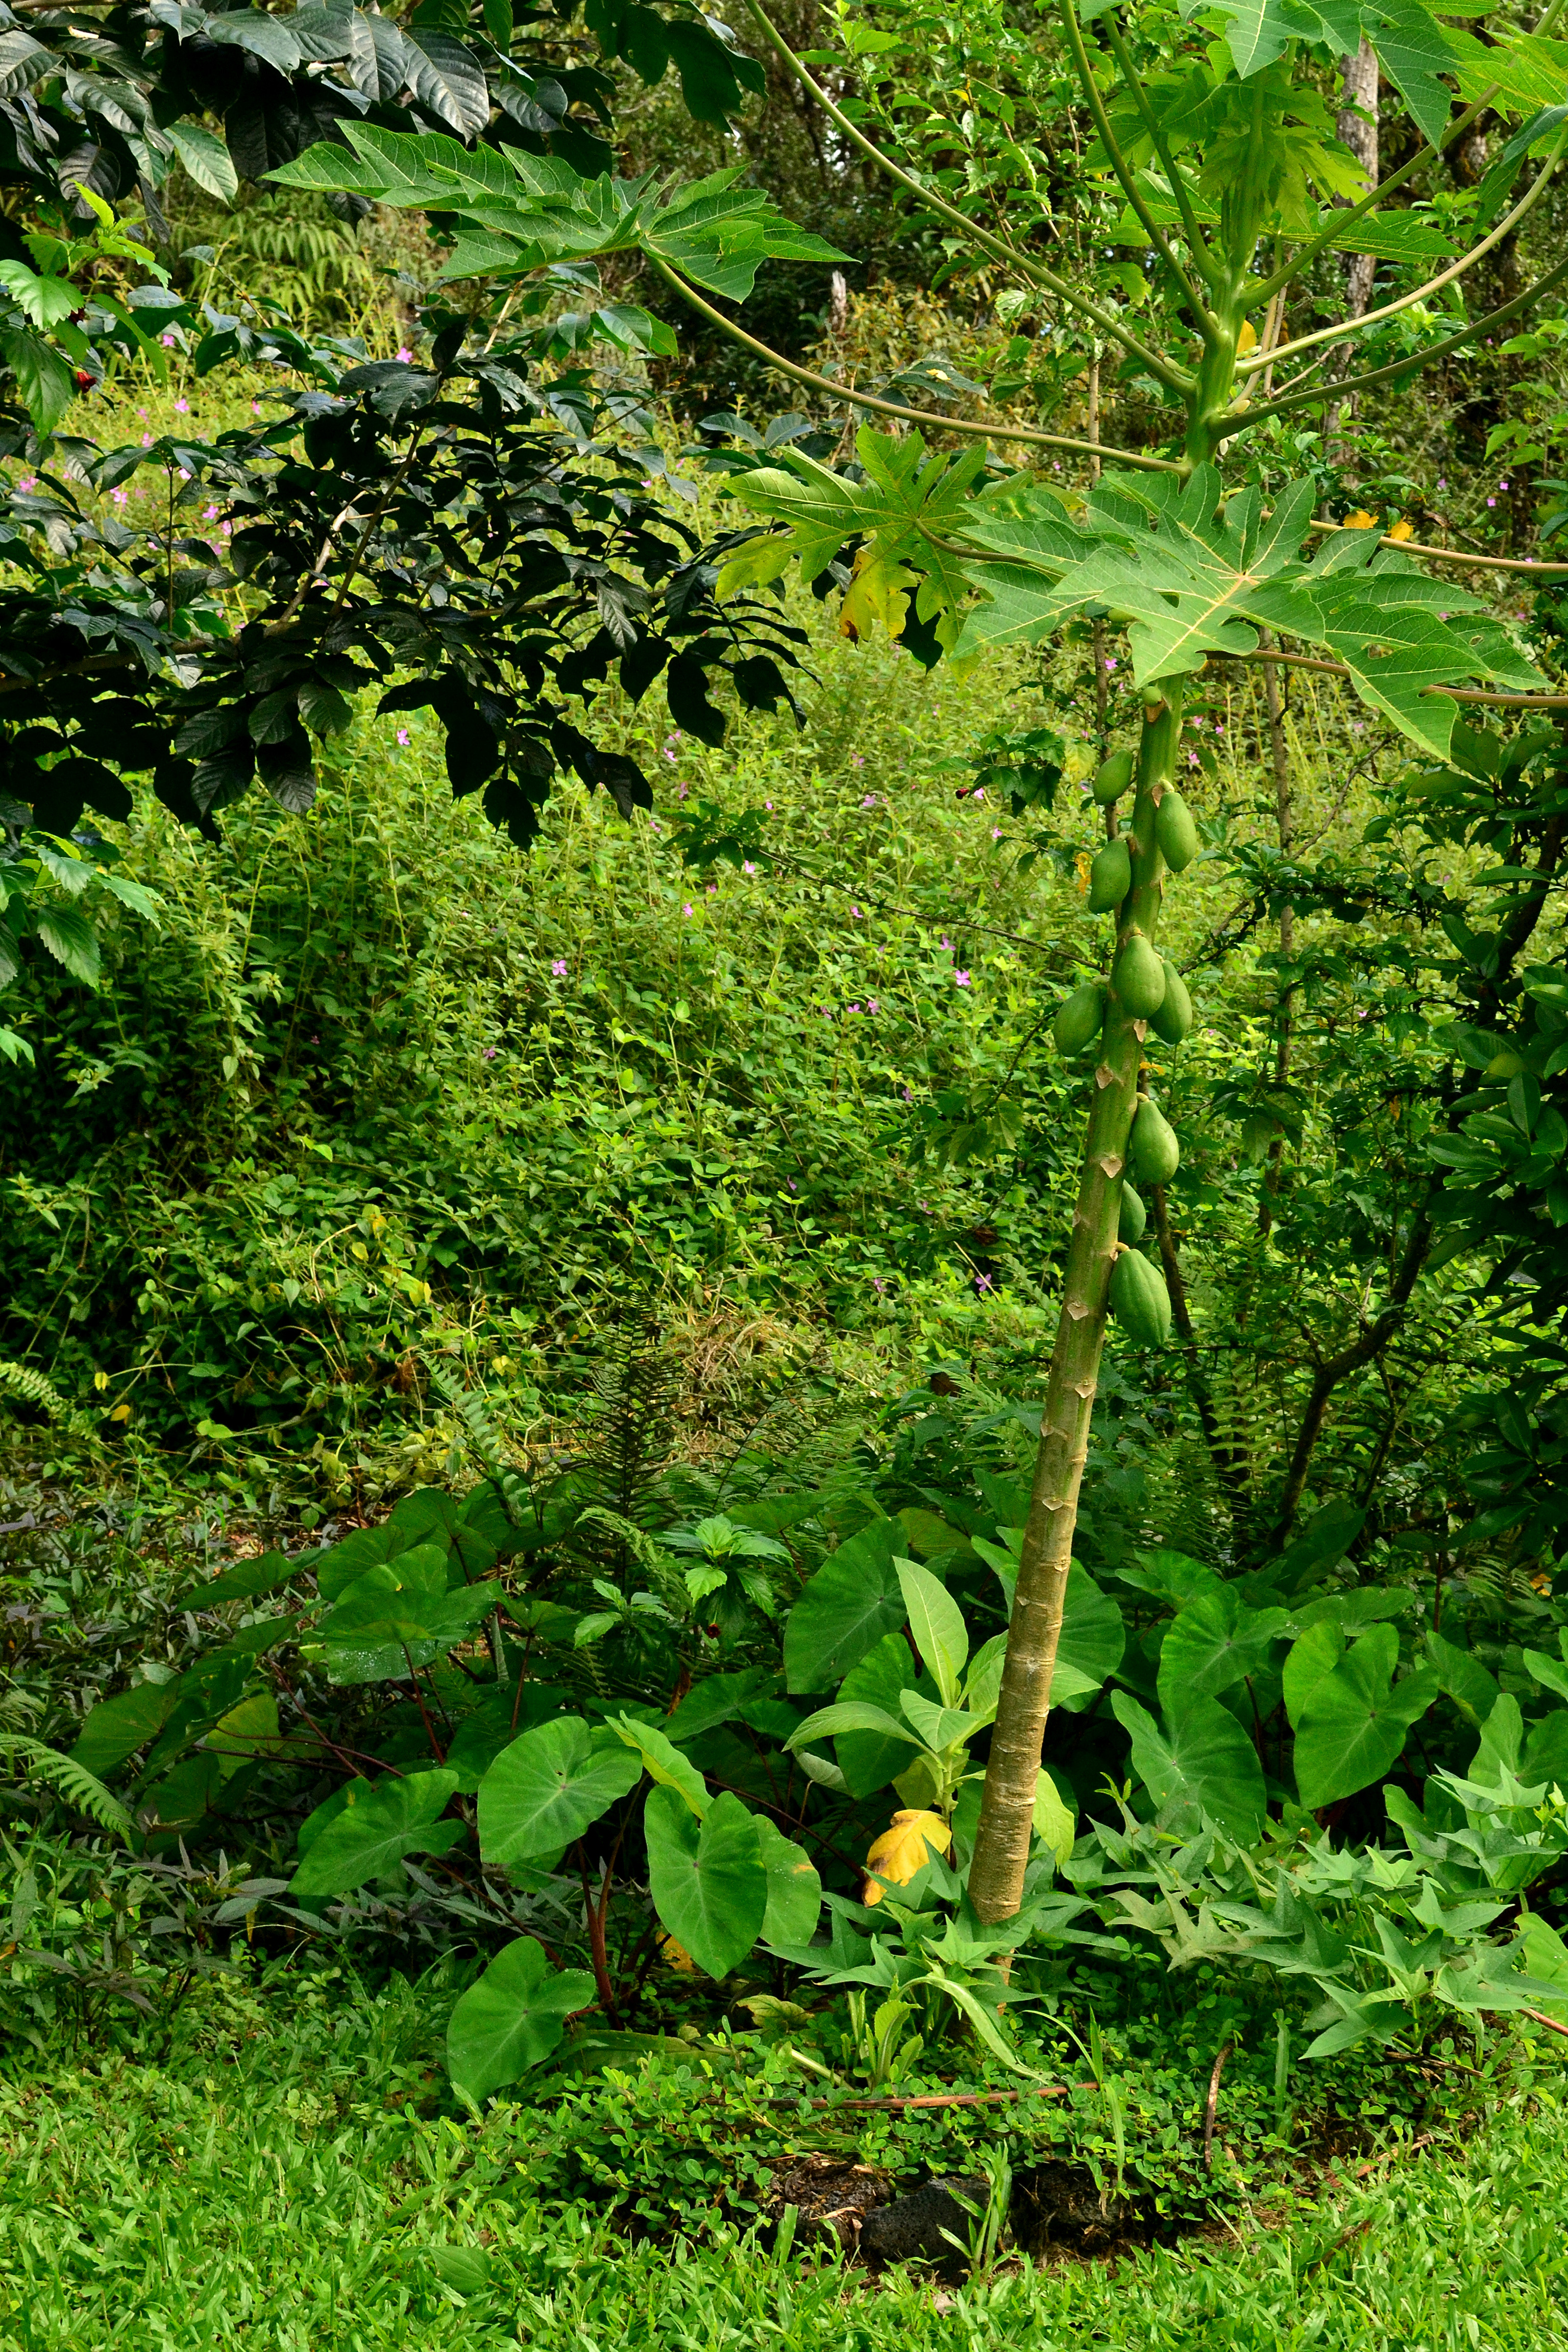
[1204,2042,1232,2170]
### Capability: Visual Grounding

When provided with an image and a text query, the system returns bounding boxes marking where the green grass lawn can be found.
[6,1969,1568,2351]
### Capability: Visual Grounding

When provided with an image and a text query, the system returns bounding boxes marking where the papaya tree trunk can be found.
[969,688,1184,1923]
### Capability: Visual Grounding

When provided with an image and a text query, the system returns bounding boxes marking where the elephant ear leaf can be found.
[446,1935,597,2104]
[289,1768,462,1900]
[782,1516,905,1693]
[644,1785,768,1977]
[1290,1624,1439,1810]
[477,1717,642,1869]
[1111,1692,1264,1843]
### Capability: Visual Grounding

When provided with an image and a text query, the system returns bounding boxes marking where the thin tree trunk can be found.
[1259,637,1294,1236]
[970,690,1184,1923]
[1326,40,1379,459]
[1153,1182,1251,1531]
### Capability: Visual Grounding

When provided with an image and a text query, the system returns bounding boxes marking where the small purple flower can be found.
[972,787,986,802]
[849,1001,862,1014]
[682,903,694,917]
[111,487,128,507]
[396,346,413,363]
[851,904,863,918]
[706,883,717,895]
[678,781,688,801]
[203,503,218,520]
[861,794,877,808]
[175,399,189,413]
[975,1272,993,1293]
[1187,750,1200,767]
[140,433,153,449]
[1487,497,1497,508]
[1105,658,1117,672]
[788,1177,798,1188]
[851,753,865,767]
[866,997,879,1013]
[160,331,176,349]
[1500,479,1510,491]
[873,1276,886,1294]
[743,861,756,875]
[551,959,568,976]
[397,728,410,747]
[483,1045,498,1060]
[991,826,1002,839]
[902,1086,913,1101]
[955,970,971,987]
[939,936,953,951]
[764,800,773,811]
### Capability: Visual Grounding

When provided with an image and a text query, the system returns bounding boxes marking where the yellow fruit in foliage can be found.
[863,1810,951,1904]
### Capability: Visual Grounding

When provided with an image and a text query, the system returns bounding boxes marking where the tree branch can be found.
[741,1,1192,393]
[1240,248,1568,428]
[646,257,1183,469]
[1056,0,1218,332]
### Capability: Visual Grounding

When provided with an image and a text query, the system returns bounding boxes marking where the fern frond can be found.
[0,1736,134,1843]
[425,1359,530,1525]
[0,1361,64,1418]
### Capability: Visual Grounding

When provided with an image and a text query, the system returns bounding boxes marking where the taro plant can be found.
[264,0,1568,1928]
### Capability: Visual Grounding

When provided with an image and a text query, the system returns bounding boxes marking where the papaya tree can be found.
[264,0,1568,1922]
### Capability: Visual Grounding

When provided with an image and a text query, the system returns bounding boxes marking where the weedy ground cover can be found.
[2,1959,1566,2352]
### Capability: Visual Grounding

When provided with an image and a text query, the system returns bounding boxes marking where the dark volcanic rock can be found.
[860,2176,988,2266]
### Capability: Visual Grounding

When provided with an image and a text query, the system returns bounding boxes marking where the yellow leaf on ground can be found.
[863,1809,951,1904]
[658,1932,697,1971]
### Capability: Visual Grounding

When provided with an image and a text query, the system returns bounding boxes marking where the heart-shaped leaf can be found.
[447,1934,596,2103]
[290,1769,463,1900]
[644,1784,767,1977]
[478,1717,641,1868]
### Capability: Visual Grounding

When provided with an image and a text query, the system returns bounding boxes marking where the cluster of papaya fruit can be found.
[1051,743,1202,1352]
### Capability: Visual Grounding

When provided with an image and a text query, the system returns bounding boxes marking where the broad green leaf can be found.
[643,1784,767,1978]
[786,1701,920,1751]
[175,1548,301,1610]
[312,1542,494,1681]
[477,1717,641,1867]
[1033,1769,1076,1866]
[1291,1623,1439,1809]
[1523,1645,1568,1707]
[1471,1693,1524,1784]
[1524,1709,1568,1791]
[1055,1564,1127,1709]
[313,1523,404,1603]
[0,327,75,433]
[1282,1620,1344,1728]
[962,1632,1009,1726]
[1158,1586,1290,1717]
[830,1632,927,1798]
[662,1667,779,1746]
[289,1769,462,1900]
[69,1681,180,1776]
[1115,1550,1226,1607]
[603,1714,709,1817]
[782,1514,904,1693]
[898,1689,979,1753]
[169,121,239,202]
[446,1935,596,2103]
[895,1557,968,1703]
[757,1815,821,1947]
[1425,1630,1501,1726]
[206,1693,280,1779]
[1111,1690,1265,1842]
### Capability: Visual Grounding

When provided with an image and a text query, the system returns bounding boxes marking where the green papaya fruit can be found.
[1093,748,1135,805]
[1149,959,1192,1045]
[1054,982,1106,1056]
[1088,837,1132,912]
[1130,1093,1180,1186]
[1485,1049,1527,1081]
[1155,790,1200,872]
[1118,1183,1147,1245]
[1110,1248,1172,1346]
[1112,931,1166,1018]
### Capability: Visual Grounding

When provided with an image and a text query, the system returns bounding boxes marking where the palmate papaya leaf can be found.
[1184,0,1505,149]
[265,124,848,301]
[957,469,1540,762]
